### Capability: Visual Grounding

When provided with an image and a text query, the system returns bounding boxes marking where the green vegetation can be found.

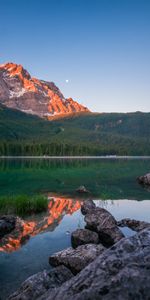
[0,104,150,155]
[0,194,48,215]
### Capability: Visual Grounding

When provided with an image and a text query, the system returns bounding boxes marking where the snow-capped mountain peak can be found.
[0,62,89,118]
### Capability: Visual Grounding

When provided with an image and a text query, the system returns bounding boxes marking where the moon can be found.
[65,79,69,83]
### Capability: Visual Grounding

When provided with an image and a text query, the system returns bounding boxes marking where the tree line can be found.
[0,140,149,156]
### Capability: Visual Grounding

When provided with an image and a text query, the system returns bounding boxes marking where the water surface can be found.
[0,158,150,299]
[0,157,150,199]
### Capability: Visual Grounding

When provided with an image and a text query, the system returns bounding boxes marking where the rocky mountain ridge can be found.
[0,62,89,118]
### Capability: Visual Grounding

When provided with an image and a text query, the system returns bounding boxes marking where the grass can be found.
[0,194,48,216]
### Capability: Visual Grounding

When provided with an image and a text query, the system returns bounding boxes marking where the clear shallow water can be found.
[0,158,150,299]
[0,198,150,299]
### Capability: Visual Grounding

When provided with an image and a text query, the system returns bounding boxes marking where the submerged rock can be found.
[85,207,124,246]
[49,243,105,274]
[43,228,150,300]
[76,186,90,194]
[137,173,150,185]
[71,228,99,248]
[0,215,16,238]
[117,218,150,232]
[8,265,73,300]
[81,199,96,215]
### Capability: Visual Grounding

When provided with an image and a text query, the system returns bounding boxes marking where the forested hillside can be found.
[0,104,150,155]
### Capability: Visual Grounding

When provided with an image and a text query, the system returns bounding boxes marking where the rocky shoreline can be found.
[0,215,17,238]
[137,172,150,185]
[5,199,150,300]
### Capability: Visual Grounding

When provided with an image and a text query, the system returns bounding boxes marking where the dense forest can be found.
[0,104,150,156]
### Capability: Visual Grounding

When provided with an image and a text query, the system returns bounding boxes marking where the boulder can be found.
[8,265,73,300]
[71,229,99,248]
[81,199,96,215]
[0,215,16,238]
[97,224,124,247]
[85,207,124,246]
[117,218,150,232]
[42,228,150,300]
[49,243,105,275]
[137,173,150,185]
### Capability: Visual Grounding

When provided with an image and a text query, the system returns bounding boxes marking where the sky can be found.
[0,0,150,112]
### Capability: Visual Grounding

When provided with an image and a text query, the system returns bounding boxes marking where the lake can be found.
[0,158,150,299]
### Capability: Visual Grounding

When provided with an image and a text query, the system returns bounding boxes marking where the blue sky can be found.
[0,0,150,112]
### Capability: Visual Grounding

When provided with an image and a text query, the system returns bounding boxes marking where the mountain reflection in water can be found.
[0,197,81,253]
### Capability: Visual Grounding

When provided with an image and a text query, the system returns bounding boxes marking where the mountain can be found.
[0,62,89,117]
[0,104,150,155]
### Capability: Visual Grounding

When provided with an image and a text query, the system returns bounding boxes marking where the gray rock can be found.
[117,218,150,232]
[85,207,124,246]
[8,265,73,300]
[71,228,99,248]
[43,228,150,300]
[0,215,16,238]
[137,173,150,185]
[49,243,105,275]
[81,199,96,215]
[76,186,90,194]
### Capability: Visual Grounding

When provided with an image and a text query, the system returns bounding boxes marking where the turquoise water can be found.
[0,157,150,199]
